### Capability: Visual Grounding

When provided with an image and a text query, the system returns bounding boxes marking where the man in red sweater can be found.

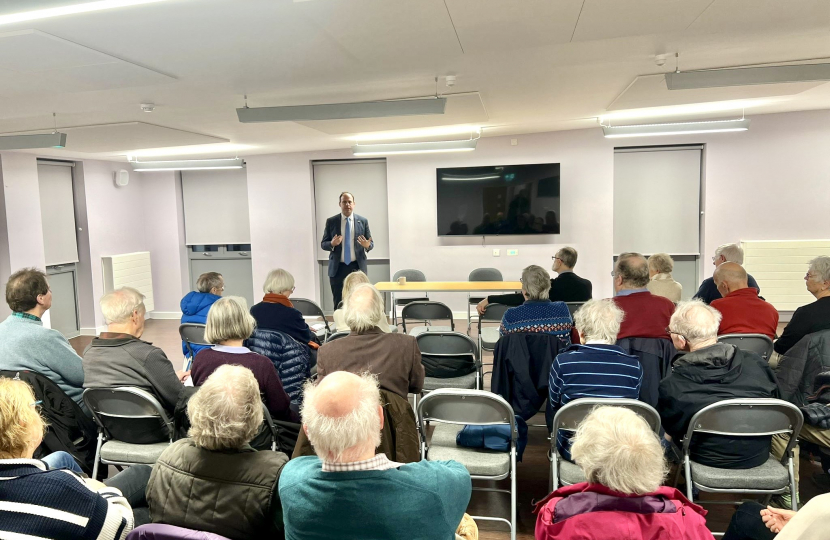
[612,253,676,340]
[711,262,779,339]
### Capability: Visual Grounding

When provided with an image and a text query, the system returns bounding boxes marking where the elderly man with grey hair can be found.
[83,287,188,412]
[146,364,289,539]
[694,243,761,304]
[612,252,676,340]
[658,300,779,469]
[317,283,423,399]
[279,371,473,540]
[499,265,574,346]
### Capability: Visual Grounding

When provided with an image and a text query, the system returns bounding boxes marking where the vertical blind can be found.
[181,169,251,245]
[37,163,79,266]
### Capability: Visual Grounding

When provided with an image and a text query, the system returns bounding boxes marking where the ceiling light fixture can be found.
[126,143,256,159]
[599,99,772,123]
[237,97,446,123]
[601,118,750,138]
[131,157,245,172]
[348,125,483,142]
[0,0,172,26]
[0,132,67,150]
[352,138,477,156]
[666,63,830,90]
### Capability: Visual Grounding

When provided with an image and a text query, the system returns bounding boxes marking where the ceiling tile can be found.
[0,29,113,72]
[572,0,712,42]
[687,0,830,35]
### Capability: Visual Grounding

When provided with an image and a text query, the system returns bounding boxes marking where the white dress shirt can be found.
[340,213,356,264]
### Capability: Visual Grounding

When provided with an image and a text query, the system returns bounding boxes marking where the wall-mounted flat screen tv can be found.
[436,163,560,236]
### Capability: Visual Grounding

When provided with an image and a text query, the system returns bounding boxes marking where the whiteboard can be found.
[313,160,389,260]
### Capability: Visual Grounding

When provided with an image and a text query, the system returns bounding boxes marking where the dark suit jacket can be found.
[487,271,593,306]
[320,213,373,277]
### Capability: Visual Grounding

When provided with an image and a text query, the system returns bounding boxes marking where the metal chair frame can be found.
[415,331,482,391]
[417,389,517,540]
[83,387,175,479]
[679,398,803,511]
[466,268,504,334]
[325,330,350,343]
[477,303,509,376]
[717,334,775,361]
[401,300,455,335]
[391,269,429,326]
[179,323,209,370]
[291,298,331,341]
[549,398,661,492]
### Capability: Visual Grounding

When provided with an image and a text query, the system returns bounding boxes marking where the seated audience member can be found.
[694,243,761,304]
[147,365,289,540]
[478,246,591,313]
[179,271,224,358]
[499,265,573,347]
[190,296,298,422]
[723,493,830,540]
[612,253,675,340]
[548,299,642,445]
[250,268,320,348]
[317,284,423,399]
[711,262,779,339]
[0,377,151,538]
[332,270,390,333]
[659,300,779,469]
[279,371,473,540]
[0,268,86,411]
[774,256,830,355]
[646,253,682,302]
[83,287,188,413]
[535,406,711,540]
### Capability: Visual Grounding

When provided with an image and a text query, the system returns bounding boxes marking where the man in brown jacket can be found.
[317,283,424,399]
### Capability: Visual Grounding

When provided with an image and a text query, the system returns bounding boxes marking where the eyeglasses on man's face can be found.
[665,327,685,339]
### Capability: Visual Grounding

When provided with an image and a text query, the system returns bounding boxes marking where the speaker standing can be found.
[321,192,373,309]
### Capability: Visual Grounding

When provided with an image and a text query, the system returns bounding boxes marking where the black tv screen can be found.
[436,163,561,236]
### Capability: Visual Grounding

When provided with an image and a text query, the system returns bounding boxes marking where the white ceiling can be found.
[0,0,827,160]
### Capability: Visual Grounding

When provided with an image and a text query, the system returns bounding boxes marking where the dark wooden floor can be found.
[71,319,827,540]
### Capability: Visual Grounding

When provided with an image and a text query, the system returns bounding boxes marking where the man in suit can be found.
[476,246,592,313]
[321,192,373,309]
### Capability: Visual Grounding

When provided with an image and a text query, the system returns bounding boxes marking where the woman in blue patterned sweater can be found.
[499,264,573,346]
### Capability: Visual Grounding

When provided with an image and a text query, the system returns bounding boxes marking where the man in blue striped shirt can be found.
[548,299,643,459]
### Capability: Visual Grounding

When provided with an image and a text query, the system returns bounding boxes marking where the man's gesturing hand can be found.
[331,234,343,247]
[357,235,372,249]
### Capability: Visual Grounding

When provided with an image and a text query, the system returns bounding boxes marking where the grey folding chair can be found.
[478,303,509,377]
[179,323,209,370]
[417,389,517,540]
[679,398,803,511]
[549,398,661,492]
[401,300,454,337]
[717,334,774,361]
[467,268,504,334]
[291,298,331,341]
[391,269,428,326]
[83,387,175,479]
[416,331,481,392]
[565,302,586,317]
[325,330,350,343]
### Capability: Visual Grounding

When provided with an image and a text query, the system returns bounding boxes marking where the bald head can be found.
[312,371,364,419]
[615,252,650,290]
[669,300,722,351]
[344,283,384,333]
[714,262,748,296]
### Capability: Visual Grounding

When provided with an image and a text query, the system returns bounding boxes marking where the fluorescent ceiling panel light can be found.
[131,157,245,171]
[0,0,171,26]
[126,143,255,159]
[352,138,477,156]
[666,63,830,90]
[599,99,773,123]
[602,118,750,138]
[0,132,67,150]
[348,125,482,142]
[237,98,446,123]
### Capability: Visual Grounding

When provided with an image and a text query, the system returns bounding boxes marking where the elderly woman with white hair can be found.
[146,365,289,540]
[499,264,573,346]
[179,271,224,358]
[547,299,642,454]
[191,296,298,422]
[535,406,712,540]
[773,255,830,355]
[658,300,779,470]
[647,253,682,302]
[250,268,320,349]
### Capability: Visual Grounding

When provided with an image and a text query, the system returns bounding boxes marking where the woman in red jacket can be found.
[535,406,714,540]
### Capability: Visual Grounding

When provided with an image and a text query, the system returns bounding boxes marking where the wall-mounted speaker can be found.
[114,169,129,187]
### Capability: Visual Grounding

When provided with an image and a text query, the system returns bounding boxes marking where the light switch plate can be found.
[492,249,500,257]
[507,249,518,256]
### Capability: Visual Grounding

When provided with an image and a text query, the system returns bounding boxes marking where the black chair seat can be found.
[396,297,429,306]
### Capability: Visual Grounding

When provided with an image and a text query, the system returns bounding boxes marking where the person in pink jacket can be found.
[535,406,714,540]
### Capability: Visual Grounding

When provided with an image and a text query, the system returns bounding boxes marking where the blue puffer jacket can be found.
[180,291,221,357]
[245,328,311,405]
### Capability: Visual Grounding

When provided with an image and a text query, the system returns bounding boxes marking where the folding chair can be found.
[477,302,509,378]
[565,302,586,317]
[416,331,481,392]
[401,301,454,337]
[391,269,429,326]
[291,298,331,341]
[325,330,350,343]
[179,323,209,371]
[717,334,774,361]
[83,387,175,479]
[549,398,661,492]
[679,398,803,511]
[467,268,503,334]
[418,389,517,540]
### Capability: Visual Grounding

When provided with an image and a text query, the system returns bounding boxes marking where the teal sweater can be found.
[279,456,471,540]
[0,315,86,409]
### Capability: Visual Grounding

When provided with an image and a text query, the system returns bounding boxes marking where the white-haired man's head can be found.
[668,299,722,352]
[301,371,383,463]
[100,287,146,338]
[343,283,384,333]
[574,299,625,344]
[713,243,744,267]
